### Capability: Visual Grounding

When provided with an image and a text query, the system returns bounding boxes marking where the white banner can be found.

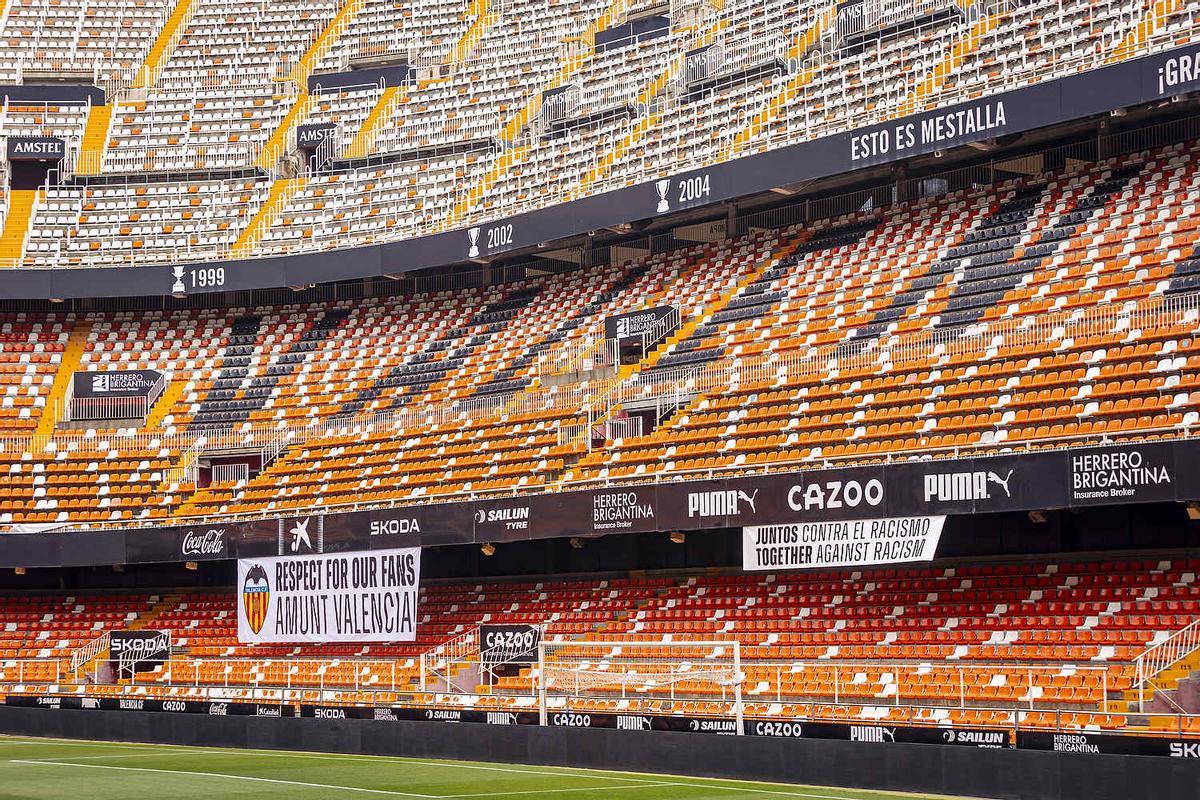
[742,516,945,571]
[237,547,420,644]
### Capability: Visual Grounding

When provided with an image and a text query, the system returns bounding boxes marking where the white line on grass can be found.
[9,759,440,798]
[7,754,914,800]
[4,736,995,800]
[172,749,963,800]
[442,783,687,797]
[15,740,675,787]
[0,740,128,749]
[11,750,185,760]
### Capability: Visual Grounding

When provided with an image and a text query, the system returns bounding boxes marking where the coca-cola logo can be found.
[181,529,226,557]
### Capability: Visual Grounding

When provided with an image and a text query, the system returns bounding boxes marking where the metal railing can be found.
[14,680,1195,738]
[614,287,1200,411]
[635,306,681,362]
[0,658,69,685]
[63,394,156,423]
[836,0,962,41]
[334,31,422,72]
[77,140,266,177]
[534,330,620,379]
[210,462,249,485]
[69,632,110,677]
[167,441,204,486]
[420,627,480,692]
[62,373,166,423]
[131,0,198,91]
[5,653,1133,717]
[1135,618,1200,712]
[152,656,419,693]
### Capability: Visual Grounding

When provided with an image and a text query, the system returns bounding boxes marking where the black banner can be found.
[109,630,170,671]
[71,370,161,398]
[545,711,740,734]
[546,713,1008,743]
[1066,441,1178,506]
[472,498,533,542]
[6,136,64,161]
[278,511,372,555]
[5,695,293,717]
[594,15,669,53]
[1018,730,1200,758]
[368,503,473,548]
[2,440,1200,569]
[307,64,413,93]
[299,705,537,725]
[179,526,230,560]
[296,124,337,151]
[604,306,677,343]
[747,720,1009,748]
[588,486,658,534]
[479,624,541,665]
[125,523,231,563]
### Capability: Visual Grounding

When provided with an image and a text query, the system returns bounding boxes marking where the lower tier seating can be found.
[2,556,1197,733]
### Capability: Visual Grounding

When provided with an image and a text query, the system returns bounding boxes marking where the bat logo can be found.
[242,565,270,635]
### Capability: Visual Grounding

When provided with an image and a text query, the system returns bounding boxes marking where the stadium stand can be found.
[0,0,1194,267]
[3,1,1200,793]
[4,557,1200,734]
[3,134,1200,525]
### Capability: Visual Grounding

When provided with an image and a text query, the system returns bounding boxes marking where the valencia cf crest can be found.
[242,564,270,635]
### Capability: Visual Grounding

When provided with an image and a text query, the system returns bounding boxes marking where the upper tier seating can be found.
[3,138,1200,527]
[0,0,171,87]
[0,314,70,435]
[0,0,1194,267]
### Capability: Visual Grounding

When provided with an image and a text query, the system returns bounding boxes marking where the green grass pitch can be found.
[0,735,984,800]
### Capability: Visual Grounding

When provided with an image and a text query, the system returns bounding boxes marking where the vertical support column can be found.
[1137,658,1144,713]
[733,641,744,735]
[537,642,548,727]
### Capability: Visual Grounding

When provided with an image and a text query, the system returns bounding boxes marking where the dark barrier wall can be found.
[2,707,1198,800]
[308,64,413,93]
[0,84,105,104]
[2,502,1198,593]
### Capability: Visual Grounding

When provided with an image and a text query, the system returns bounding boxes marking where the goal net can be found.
[539,638,742,701]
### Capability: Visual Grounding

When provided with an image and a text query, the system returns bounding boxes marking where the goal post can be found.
[536,638,743,733]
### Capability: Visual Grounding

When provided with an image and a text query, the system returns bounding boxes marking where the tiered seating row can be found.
[2,558,1195,733]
